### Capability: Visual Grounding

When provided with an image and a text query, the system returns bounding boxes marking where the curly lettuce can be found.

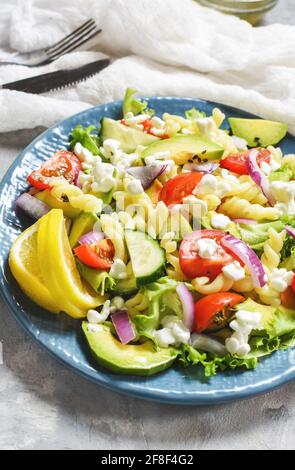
[77,261,116,296]
[70,125,101,156]
[123,88,155,117]
[133,277,180,335]
[185,107,206,120]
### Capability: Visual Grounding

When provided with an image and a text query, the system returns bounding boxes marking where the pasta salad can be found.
[9,89,295,377]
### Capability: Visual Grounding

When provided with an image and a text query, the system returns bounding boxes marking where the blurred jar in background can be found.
[197,0,278,25]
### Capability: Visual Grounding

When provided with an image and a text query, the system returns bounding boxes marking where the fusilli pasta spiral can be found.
[219,197,280,221]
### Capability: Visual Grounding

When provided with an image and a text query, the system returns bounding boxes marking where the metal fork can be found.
[0,19,102,67]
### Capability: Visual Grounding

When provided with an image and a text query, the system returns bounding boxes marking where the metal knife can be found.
[0,59,110,94]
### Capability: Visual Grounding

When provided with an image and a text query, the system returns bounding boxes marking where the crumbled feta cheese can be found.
[219,168,240,186]
[193,174,217,196]
[74,143,98,164]
[222,261,245,281]
[182,195,208,213]
[155,316,191,347]
[154,328,176,348]
[270,181,295,216]
[193,173,231,198]
[150,127,165,136]
[195,238,219,259]
[124,114,150,126]
[196,117,215,136]
[269,268,294,293]
[87,300,111,324]
[225,310,261,357]
[231,136,248,150]
[150,116,166,129]
[170,322,191,344]
[211,213,231,230]
[109,259,128,280]
[124,177,144,194]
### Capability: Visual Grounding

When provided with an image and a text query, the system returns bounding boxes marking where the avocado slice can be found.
[101,118,159,153]
[229,117,288,147]
[35,190,80,218]
[69,211,98,248]
[141,135,224,162]
[82,322,177,376]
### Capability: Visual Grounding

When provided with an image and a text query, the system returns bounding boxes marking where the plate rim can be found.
[1,96,295,405]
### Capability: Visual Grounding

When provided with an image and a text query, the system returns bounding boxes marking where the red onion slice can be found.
[191,333,227,357]
[221,234,267,288]
[286,225,295,239]
[78,231,104,245]
[184,162,219,173]
[176,283,194,331]
[111,310,136,344]
[16,193,50,219]
[246,149,275,206]
[232,218,258,225]
[126,164,167,189]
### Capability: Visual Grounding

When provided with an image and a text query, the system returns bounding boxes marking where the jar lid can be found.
[198,0,277,14]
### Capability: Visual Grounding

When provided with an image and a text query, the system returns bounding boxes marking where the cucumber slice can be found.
[124,230,165,286]
[112,276,137,297]
[100,118,159,153]
[112,262,137,296]
[141,134,224,162]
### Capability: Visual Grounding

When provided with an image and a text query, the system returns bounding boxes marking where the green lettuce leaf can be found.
[123,88,155,117]
[185,107,206,120]
[70,125,101,156]
[77,261,116,296]
[201,212,241,238]
[177,344,258,377]
[269,164,295,183]
[133,277,180,335]
[238,220,285,251]
[178,299,295,377]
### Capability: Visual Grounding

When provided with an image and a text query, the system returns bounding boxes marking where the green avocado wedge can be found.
[229,117,288,147]
[82,322,177,376]
[100,118,159,153]
[141,134,224,161]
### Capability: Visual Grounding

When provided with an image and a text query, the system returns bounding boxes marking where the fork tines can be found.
[46,19,101,62]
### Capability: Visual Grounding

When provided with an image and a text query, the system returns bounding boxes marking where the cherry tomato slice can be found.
[281,286,295,309]
[179,230,234,280]
[159,172,204,207]
[74,239,115,270]
[194,292,244,333]
[220,149,270,175]
[28,150,81,190]
[291,274,295,293]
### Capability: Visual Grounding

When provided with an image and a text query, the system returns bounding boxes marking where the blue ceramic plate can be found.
[1,97,295,405]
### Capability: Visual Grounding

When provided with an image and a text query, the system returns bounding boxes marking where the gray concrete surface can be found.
[1,1,295,450]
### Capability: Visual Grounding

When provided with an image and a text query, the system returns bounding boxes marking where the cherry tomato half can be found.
[281,286,295,309]
[220,149,270,175]
[28,150,81,190]
[74,239,115,270]
[179,230,235,280]
[159,172,204,207]
[291,274,295,293]
[194,292,244,333]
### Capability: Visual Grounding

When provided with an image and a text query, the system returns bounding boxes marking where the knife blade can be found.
[0,59,110,94]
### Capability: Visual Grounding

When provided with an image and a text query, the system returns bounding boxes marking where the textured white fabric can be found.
[0,0,295,133]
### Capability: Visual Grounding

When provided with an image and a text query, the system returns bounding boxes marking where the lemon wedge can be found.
[37,209,103,318]
[9,221,60,313]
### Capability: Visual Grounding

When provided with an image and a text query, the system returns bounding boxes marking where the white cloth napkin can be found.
[1,0,295,134]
